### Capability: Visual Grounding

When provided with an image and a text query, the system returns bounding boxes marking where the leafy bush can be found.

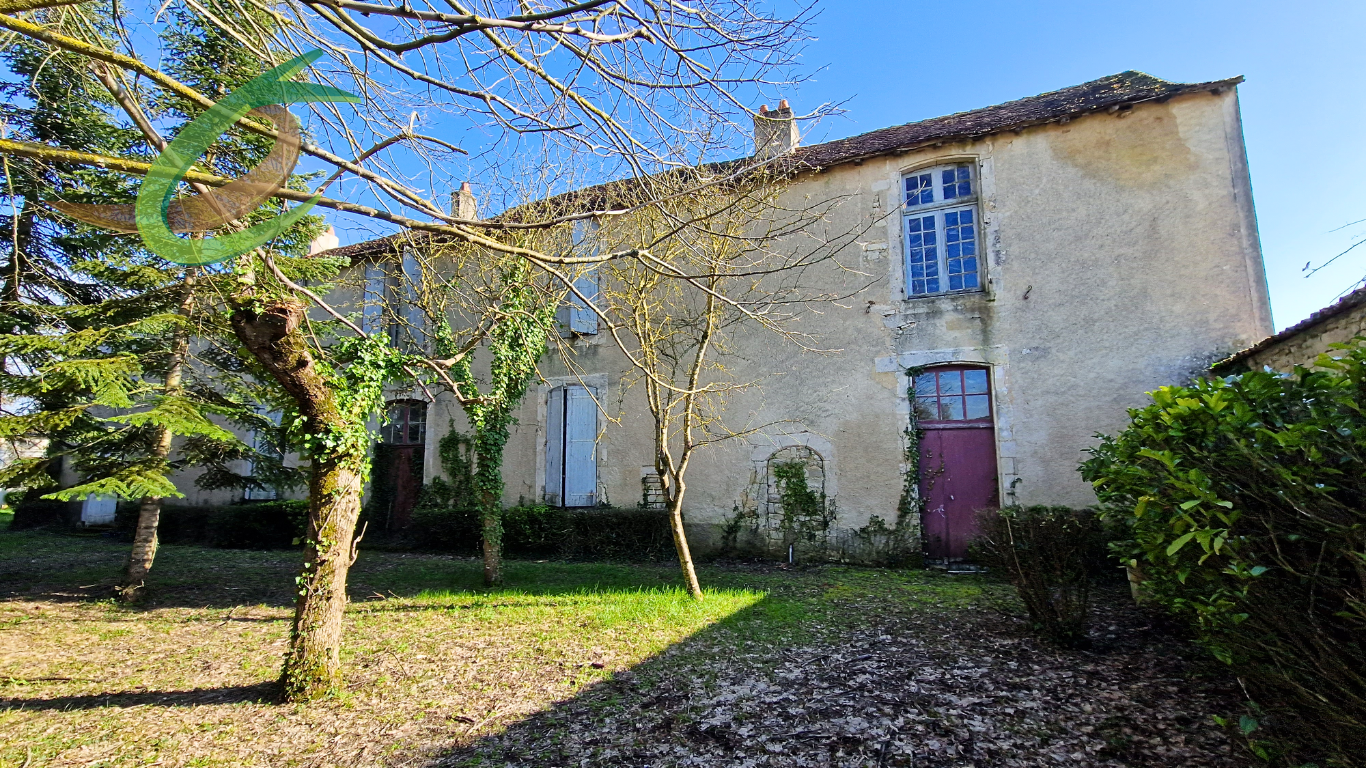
[404,477,480,552]
[972,505,1108,648]
[1080,341,1366,764]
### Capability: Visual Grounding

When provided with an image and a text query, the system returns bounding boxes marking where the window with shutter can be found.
[558,221,600,337]
[545,385,598,507]
[361,262,387,336]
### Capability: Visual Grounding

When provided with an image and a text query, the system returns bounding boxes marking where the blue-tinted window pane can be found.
[952,165,972,198]
[965,394,990,419]
[905,173,933,206]
[964,369,988,393]
[938,370,962,394]
[942,169,959,199]
[943,206,978,291]
[939,397,965,420]
[905,214,939,296]
[914,375,937,398]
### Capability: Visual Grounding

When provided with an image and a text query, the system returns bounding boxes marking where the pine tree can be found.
[0,2,312,598]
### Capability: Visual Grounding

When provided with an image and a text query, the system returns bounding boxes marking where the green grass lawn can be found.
[0,527,1000,767]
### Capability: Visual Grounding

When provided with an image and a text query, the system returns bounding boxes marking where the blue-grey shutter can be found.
[81,494,116,525]
[568,272,599,335]
[559,220,600,337]
[361,263,386,336]
[563,386,598,506]
[544,388,565,506]
[401,250,426,349]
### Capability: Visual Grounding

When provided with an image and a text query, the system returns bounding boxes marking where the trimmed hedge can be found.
[403,491,674,561]
[114,500,309,549]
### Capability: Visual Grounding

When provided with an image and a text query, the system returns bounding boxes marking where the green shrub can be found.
[1080,340,1366,764]
[404,477,480,552]
[972,505,1108,648]
[401,495,673,561]
[113,500,308,549]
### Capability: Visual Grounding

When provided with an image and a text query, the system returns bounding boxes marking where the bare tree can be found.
[583,167,861,597]
[0,0,825,699]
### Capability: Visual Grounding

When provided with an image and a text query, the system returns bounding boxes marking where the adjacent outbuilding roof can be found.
[1211,286,1366,374]
[325,70,1241,262]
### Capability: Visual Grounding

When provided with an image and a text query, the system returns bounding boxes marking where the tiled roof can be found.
[1211,286,1366,373]
[790,70,1240,168]
[325,71,1241,261]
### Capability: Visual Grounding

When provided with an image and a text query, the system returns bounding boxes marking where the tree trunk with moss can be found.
[474,418,512,587]
[231,300,366,701]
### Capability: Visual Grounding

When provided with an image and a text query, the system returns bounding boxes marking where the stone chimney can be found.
[753,99,798,159]
[453,181,478,220]
[307,225,339,256]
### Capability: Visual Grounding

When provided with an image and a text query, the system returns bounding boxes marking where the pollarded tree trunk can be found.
[121,270,196,600]
[280,450,365,699]
[231,300,367,701]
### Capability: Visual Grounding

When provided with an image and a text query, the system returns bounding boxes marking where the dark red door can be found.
[377,400,426,530]
[915,367,998,561]
[388,445,420,529]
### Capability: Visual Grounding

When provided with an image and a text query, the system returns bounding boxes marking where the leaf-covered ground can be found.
[0,527,1249,767]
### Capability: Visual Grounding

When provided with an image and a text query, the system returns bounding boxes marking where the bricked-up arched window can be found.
[765,445,825,513]
[913,366,992,424]
[382,400,427,445]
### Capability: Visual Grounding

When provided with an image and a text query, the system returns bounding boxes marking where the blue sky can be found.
[790,0,1366,330]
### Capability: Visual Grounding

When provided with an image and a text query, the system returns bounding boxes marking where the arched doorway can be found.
[374,399,426,530]
[914,365,998,562]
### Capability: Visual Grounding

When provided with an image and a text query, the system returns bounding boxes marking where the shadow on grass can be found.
[0,682,277,710]
[0,528,694,609]
[425,591,808,767]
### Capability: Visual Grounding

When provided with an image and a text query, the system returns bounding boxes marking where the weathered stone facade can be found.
[169,72,1275,564]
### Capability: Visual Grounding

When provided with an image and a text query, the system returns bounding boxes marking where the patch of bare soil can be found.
[442,586,1248,768]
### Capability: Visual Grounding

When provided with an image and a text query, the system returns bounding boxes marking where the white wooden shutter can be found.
[563,386,598,506]
[544,388,565,506]
[361,263,386,336]
[81,494,117,525]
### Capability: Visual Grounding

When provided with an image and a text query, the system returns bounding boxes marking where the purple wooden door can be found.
[915,367,998,561]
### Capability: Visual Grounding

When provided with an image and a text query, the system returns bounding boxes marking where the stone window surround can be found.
[875,345,1018,507]
[533,373,610,507]
[875,151,1001,309]
[748,431,838,502]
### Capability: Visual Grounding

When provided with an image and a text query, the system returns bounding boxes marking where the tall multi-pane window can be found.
[902,163,981,296]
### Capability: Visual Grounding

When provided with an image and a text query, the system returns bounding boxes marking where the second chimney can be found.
[453,181,478,220]
[753,99,798,159]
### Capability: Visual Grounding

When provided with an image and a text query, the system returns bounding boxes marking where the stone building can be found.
[1211,286,1366,374]
[200,71,1276,563]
